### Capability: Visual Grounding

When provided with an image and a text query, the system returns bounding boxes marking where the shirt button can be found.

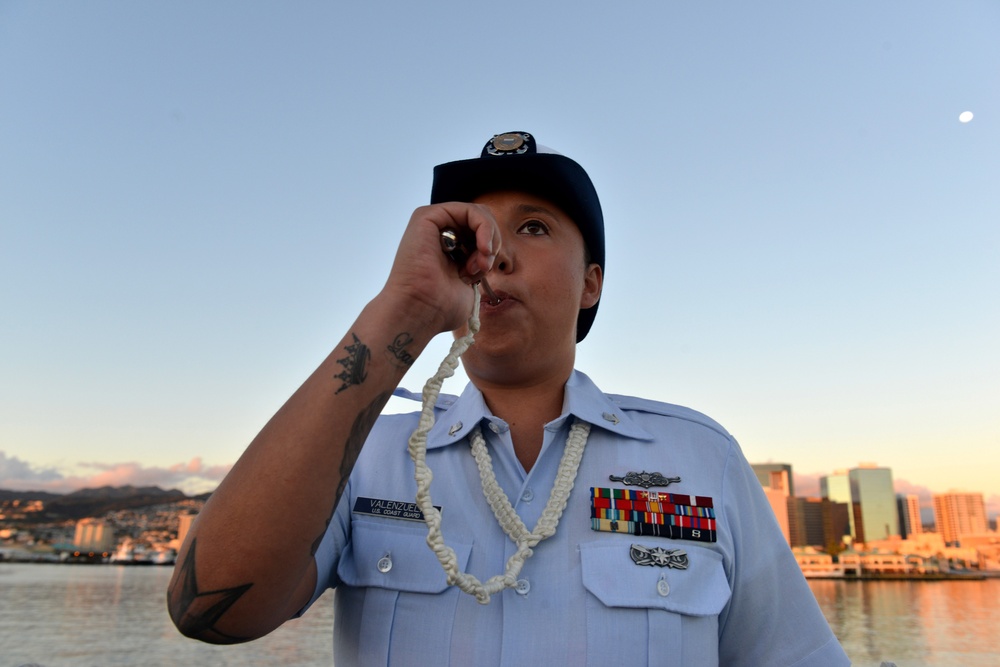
[448,422,463,436]
[489,422,501,434]
[515,579,531,595]
[657,578,670,597]
[377,555,393,573]
[521,488,534,503]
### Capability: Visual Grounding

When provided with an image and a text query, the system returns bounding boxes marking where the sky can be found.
[1,2,997,520]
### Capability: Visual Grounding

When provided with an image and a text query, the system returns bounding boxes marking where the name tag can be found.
[353,496,438,522]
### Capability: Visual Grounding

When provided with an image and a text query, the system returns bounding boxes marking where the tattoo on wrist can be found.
[168,538,253,643]
[387,332,416,368]
[334,333,371,394]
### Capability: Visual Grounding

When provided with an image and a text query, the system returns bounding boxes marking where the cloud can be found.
[893,478,935,507]
[986,494,1000,523]
[793,471,821,497]
[0,450,230,495]
[0,451,65,485]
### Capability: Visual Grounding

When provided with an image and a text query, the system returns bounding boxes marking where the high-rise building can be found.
[755,467,792,544]
[848,464,899,544]
[752,463,795,497]
[821,470,855,540]
[933,491,987,545]
[787,497,851,549]
[897,494,922,539]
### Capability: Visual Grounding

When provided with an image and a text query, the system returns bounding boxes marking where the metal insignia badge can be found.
[486,132,531,156]
[630,544,689,569]
[609,471,681,488]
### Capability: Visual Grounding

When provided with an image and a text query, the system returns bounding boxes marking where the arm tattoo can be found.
[168,537,253,643]
[386,332,416,368]
[310,390,393,554]
[334,390,391,505]
[334,333,370,394]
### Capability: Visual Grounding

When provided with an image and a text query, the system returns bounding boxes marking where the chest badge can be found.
[609,471,681,488]
[590,487,717,543]
[630,544,689,569]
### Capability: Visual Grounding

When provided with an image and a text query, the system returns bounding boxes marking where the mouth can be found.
[477,279,503,306]
[479,287,511,307]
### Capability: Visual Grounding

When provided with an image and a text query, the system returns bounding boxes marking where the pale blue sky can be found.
[1,1,997,517]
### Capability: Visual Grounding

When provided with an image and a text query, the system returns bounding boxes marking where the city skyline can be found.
[2,5,997,516]
[3,450,997,526]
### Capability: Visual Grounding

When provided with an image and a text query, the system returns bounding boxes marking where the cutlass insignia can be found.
[609,471,681,488]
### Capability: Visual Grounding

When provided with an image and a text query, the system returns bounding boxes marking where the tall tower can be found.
[752,466,792,545]
[897,494,922,539]
[933,491,987,545]
[821,470,855,540]
[752,463,795,497]
[848,464,899,544]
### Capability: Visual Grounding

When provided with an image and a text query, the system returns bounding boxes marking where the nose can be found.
[493,231,514,274]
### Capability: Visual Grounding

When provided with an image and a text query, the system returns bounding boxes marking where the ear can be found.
[579,263,603,309]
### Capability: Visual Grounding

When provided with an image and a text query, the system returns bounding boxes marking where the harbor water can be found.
[1,563,997,666]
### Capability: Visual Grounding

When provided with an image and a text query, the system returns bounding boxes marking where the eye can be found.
[518,219,549,236]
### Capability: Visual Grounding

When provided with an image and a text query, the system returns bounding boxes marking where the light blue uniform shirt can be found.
[306,371,849,666]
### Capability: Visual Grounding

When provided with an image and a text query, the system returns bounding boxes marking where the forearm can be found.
[167,292,439,642]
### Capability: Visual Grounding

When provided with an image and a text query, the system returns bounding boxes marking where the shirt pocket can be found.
[579,540,732,667]
[335,517,473,667]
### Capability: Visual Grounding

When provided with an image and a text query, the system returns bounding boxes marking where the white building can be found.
[73,518,115,552]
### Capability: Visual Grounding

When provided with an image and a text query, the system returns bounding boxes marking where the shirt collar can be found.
[424,369,654,450]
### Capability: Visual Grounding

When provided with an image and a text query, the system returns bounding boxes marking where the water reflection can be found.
[809,579,1000,667]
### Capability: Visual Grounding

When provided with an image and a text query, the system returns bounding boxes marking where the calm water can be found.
[808,578,1000,667]
[1,563,998,666]
[0,564,333,666]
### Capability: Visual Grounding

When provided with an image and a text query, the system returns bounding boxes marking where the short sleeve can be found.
[717,441,850,666]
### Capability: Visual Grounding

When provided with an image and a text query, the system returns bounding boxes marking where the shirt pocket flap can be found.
[580,541,731,616]
[338,517,473,594]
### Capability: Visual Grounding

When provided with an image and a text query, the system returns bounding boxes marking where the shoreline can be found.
[804,572,989,581]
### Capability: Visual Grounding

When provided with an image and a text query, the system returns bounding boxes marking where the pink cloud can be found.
[793,472,821,498]
[0,450,231,495]
[893,478,935,508]
[986,494,1000,522]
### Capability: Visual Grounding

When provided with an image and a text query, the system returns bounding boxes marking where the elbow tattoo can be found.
[168,538,253,644]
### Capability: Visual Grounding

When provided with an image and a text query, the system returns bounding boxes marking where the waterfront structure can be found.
[897,494,923,539]
[849,464,899,545]
[176,513,196,548]
[933,491,988,545]
[792,547,844,577]
[73,518,115,552]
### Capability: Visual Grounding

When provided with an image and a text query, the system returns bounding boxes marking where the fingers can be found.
[420,202,500,279]
[379,202,503,332]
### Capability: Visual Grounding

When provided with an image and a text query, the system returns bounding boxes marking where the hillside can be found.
[0,485,190,522]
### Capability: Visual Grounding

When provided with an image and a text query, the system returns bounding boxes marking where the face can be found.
[458,190,603,386]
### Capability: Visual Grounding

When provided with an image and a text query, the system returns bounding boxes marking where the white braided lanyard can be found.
[407,284,591,604]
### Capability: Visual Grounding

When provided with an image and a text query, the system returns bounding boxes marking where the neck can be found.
[474,371,571,471]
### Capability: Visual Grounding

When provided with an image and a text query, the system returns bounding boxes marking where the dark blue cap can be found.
[430,131,605,342]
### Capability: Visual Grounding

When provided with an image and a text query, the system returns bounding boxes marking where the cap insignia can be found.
[486,132,531,156]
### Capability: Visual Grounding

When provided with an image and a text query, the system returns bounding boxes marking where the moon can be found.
[959,111,974,123]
